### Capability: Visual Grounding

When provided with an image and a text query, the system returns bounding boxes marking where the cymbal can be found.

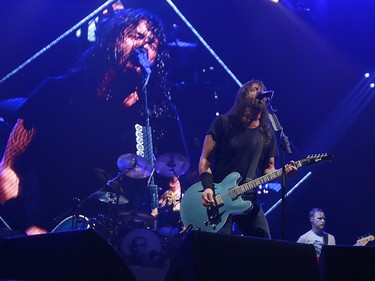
[93,191,129,205]
[117,153,152,179]
[154,153,190,177]
[118,210,155,222]
[94,168,123,192]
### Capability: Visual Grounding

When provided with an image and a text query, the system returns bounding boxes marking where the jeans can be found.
[220,199,271,239]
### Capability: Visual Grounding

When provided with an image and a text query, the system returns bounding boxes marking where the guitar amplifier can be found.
[320,245,375,281]
[165,231,320,281]
[0,229,136,281]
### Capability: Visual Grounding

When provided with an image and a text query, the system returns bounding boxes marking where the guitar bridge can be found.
[205,194,224,226]
[206,210,226,229]
[206,192,225,230]
[214,194,224,207]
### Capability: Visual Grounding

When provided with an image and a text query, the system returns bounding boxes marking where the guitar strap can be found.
[323,232,328,245]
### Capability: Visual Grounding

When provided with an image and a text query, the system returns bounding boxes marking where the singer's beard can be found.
[244,100,264,116]
[100,65,144,109]
[241,103,265,126]
[116,49,145,76]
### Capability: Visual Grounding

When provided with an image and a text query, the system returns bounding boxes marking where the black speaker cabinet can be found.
[320,245,375,281]
[0,229,136,281]
[165,231,320,281]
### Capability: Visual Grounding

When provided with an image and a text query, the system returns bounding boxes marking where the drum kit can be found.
[52,152,190,267]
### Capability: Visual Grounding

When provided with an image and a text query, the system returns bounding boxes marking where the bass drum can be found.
[118,228,164,267]
[51,215,90,232]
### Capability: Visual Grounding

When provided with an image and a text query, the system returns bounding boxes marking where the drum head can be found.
[51,215,89,232]
[157,226,179,238]
[120,228,162,267]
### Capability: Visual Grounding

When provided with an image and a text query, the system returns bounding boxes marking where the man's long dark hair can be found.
[227,80,273,144]
[71,8,171,108]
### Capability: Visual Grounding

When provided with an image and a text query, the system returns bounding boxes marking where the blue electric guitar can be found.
[180,153,333,233]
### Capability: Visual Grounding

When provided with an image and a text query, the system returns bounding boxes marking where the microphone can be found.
[256,90,274,100]
[134,47,151,76]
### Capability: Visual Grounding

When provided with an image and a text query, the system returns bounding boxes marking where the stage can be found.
[0,229,374,281]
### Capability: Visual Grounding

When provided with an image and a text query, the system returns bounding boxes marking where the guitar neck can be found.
[230,160,303,197]
[354,235,375,247]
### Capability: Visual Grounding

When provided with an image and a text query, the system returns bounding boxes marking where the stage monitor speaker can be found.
[0,228,137,281]
[320,245,375,281]
[165,231,320,281]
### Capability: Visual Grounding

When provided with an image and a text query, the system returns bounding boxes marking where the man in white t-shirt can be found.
[297,208,336,260]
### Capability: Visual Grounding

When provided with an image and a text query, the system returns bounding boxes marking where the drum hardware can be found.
[98,170,132,246]
[94,168,129,209]
[154,153,188,216]
[117,153,152,179]
[71,197,83,230]
[153,204,183,242]
[154,155,187,235]
[52,178,127,245]
[89,214,125,247]
[94,163,153,247]
[53,196,86,230]
[94,167,124,193]
[117,210,156,226]
[92,191,129,205]
[51,214,90,232]
[92,167,127,238]
[51,153,190,260]
[154,153,190,178]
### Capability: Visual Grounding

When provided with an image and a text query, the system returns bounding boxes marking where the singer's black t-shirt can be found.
[15,73,144,230]
[208,115,278,186]
[4,71,187,232]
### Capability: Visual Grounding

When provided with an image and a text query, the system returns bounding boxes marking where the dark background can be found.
[1,0,375,245]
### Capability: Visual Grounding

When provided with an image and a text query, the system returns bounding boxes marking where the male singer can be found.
[0,8,171,235]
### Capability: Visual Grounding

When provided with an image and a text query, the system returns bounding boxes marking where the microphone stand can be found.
[140,65,159,230]
[72,197,81,230]
[267,100,292,240]
[168,166,184,236]
[167,162,184,204]
[105,171,124,248]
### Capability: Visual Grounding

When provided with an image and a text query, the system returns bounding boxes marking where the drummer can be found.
[161,176,182,203]
[151,189,181,237]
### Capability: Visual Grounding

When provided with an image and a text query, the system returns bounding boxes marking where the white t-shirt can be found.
[297,230,336,257]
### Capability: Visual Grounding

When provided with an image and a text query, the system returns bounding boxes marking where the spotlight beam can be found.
[0,0,117,85]
[166,0,242,87]
[265,172,312,216]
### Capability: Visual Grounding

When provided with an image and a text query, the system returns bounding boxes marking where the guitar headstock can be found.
[356,235,375,246]
[302,153,334,166]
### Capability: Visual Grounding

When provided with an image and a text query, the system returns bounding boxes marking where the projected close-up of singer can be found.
[0,1,375,280]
